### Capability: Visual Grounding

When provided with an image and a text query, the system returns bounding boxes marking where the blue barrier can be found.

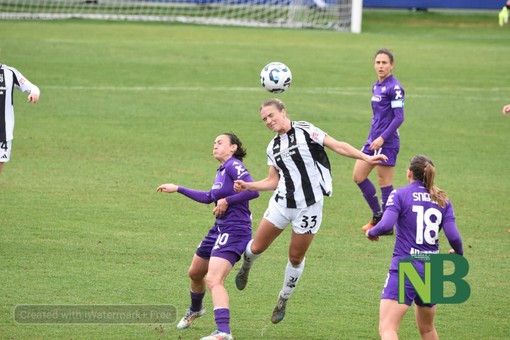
[363,0,504,10]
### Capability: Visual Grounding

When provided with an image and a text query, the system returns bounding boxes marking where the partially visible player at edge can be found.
[0,63,40,173]
[157,133,259,340]
[353,49,405,232]
[366,154,464,340]
[233,98,388,324]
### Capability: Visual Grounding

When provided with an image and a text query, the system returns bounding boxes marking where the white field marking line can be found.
[42,85,510,97]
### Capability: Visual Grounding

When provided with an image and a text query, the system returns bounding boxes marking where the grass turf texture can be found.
[0,9,509,339]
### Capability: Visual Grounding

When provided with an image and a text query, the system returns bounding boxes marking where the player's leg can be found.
[204,256,234,339]
[374,166,395,235]
[177,254,209,329]
[414,304,438,340]
[236,199,287,290]
[353,156,381,231]
[0,162,4,173]
[379,298,408,340]
[376,165,395,211]
[271,231,314,324]
[235,218,283,290]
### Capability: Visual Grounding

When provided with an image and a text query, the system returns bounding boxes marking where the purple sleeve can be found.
[177,186,213,204]
[442,220,464,255]
[368,209,398,237]
[380,107,404,141]
[226,190,259,205]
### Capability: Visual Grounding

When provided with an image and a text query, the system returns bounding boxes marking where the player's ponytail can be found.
[409,155,448,208]
[224,132,247,162]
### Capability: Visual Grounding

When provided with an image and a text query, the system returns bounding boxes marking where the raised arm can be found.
[234,165,279,192]
[323,135,388,165]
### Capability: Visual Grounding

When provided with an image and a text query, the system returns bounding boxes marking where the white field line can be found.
[42,85,510,99]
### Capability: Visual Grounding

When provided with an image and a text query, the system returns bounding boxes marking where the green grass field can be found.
[0,9,509,340]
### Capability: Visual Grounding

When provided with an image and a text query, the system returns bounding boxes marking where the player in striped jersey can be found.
[233,98,388,324]
[0,64,40,174]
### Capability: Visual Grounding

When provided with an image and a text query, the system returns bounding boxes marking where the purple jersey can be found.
[177,157,259,226]
[368,75,405,148]
[369,181,463,271]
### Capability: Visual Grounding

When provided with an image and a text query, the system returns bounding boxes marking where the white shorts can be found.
[0,141,12,163]
[263,198,324,235]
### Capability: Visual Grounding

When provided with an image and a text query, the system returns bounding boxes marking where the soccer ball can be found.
[260,62,292,93]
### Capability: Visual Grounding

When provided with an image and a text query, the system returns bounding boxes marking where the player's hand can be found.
[366,230,379,241]
[27,93,39,104]
[157,183,178,193]
[502,105,510,116]
[448,249,456,254]
[366,154,388,165]
[369,136,385,151]
[233,180,247,192]
[213,198,228,217]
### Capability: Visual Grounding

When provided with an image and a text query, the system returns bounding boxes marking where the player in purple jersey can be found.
[233,98,387,325]
[0,64,40,174]
[366,155,464,340]
[157,133,259,340]
[352,49,405,233]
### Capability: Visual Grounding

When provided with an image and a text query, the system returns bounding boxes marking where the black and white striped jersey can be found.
[0,64,40,142]
[266,121,332,209]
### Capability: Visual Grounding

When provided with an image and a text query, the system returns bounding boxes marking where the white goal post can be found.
[0,0,363,32]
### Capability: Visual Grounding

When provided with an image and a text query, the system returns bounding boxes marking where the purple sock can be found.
[190,290,205,312]
[357,178,381,215]
[381,185,394,212]
[214,308,230,334]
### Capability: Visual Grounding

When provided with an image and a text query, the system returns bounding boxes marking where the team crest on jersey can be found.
[381,86,386,93]
[289,134,295,144]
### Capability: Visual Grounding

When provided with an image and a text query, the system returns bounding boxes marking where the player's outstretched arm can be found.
[323,135,388,164]
[157,183,179,193]
[234,166,279,192]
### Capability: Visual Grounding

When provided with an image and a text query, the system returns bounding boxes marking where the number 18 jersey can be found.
[385,181,456,262]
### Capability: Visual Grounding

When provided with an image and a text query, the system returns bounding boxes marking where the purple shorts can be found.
[361,144,399,167]
[381,268,435,307]
[195,225,252,266]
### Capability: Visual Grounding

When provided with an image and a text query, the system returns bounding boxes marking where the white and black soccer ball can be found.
[260,62,292,93]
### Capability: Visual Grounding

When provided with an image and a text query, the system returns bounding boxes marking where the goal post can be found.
[0,0,363,32]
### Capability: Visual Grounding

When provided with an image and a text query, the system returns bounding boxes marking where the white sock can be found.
[242,239,260,269]
[280,258,305,299]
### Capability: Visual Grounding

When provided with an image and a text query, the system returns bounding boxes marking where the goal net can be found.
[0,0,362,32]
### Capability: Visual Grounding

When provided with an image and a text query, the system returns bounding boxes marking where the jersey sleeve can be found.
[380,84,404,141]
[442,202,464,255]
[10,66,40,96]
[294,121,327,146]
[177,186,213,204]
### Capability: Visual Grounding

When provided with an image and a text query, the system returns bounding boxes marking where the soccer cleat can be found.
[176,308,206,329]
[235,265,251,290]
[361,212,382,232]
[271,294,288,324]
[200,330,234,340]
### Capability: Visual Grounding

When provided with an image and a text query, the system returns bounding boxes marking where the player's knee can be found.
[288,255,304,266]
[188,268,205,282]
